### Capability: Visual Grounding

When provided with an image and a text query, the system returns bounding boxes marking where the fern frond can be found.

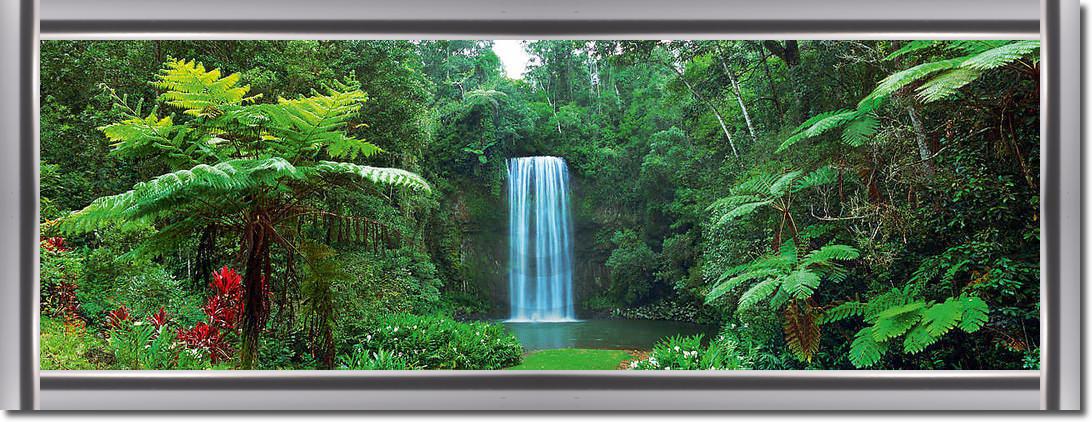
[705,267,779,304]
[960,40,1040,71]
[802,243,860,266]
[922,298,964,336]
[312,161,431,192]
[714,200,773,226]
[902,324,939,354]
[793,166,837,191]
[154,59,255,117]
[819,301,865,324]
[915,68,982,103]
[857,58,964,108]
[840,115,879,147]
[885,40,939,61]
[957,295,989,332]
[782,269,821,299]
[783,301,821,362]
[871,313,920,342]
[736,279,780,313]
[849,327,887,368]
[777,109,859,153]
[768,170,803,196]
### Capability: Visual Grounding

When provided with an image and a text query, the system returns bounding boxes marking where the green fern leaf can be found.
[154,59,256,117]
[705,267,779,304]
[858,58,965,108]
[871,313,921,342]
[885,41,939,61]
[802,243,860,266]
[957,295,989,332]
[777,109,859,153]
[922,298,964,336]
[961,40,1040,71]
[819,301,865,324]
[902,324,939,354]
[312,161,431,192]
[840,115,878,147]
[782,269,821,299]
[793,166,837,191]
[736,279,780,313]
[849,327,887,368]
[915,68,982,103]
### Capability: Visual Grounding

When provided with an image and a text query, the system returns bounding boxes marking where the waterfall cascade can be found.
[507,156,576,322]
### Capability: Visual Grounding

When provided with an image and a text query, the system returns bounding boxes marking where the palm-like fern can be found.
[708,166,836,249]
[705,240,859,361]
[777,40,1040,152]
[61,59,430,368]
[821,287,989,368]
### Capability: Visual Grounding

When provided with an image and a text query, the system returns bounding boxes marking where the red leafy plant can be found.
[40,236,68,252]
[148,307,169,329]
[178,266,246,364]
[105,305,131,330]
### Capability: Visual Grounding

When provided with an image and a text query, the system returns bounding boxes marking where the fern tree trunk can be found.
[240,212,273,369]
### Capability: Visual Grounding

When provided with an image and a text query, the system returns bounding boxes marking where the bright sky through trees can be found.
[493,40,530,79]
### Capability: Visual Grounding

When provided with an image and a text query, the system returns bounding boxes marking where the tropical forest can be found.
[39,40,1040,370]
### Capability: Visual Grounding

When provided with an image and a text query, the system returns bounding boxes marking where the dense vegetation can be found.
[40,40,1039,370]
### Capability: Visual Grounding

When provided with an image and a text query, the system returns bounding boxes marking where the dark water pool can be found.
[502,319,717,351]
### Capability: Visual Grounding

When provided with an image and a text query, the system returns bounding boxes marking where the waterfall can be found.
[507,156,576,322]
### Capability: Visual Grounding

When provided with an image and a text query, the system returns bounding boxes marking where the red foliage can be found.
[57,281,82,328]
[206,266,245,330]
[105,305,131,330]
[177,266,248,364]
[148,307,169,329]
[177,322,232,363]
[40,236,68,252]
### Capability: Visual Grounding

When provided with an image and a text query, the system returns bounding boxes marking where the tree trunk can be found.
[670,65,739,159]
[906,104,936,177]
[240,215,272,369]
[715,44,758,143]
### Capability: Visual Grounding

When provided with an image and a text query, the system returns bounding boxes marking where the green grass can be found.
[506,348,633,370]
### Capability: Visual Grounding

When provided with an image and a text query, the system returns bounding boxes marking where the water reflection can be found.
[502,319,717,351]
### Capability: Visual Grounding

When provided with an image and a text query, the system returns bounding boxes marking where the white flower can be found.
[674,346,680,352]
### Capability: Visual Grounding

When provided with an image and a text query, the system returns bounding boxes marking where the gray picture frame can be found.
[0,0,1080,410]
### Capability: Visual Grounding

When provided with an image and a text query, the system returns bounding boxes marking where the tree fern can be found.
[783,40,1039,151]
[63,59,430,367]
[836,290,989,368]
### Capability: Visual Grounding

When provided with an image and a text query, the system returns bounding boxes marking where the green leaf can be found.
[958,296,989,332]
[840,115,878,147]
[922,298,964,337]
[782,269,821,300]
[793,166,838,191]
[850,327,887,368]
[915,68,982,103]
[902,324,939,354]
[819,301,865,325]
[871,313,921,342]
[736,279,780,313]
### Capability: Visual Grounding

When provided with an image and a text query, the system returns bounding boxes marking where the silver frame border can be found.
[1,0,1079,411]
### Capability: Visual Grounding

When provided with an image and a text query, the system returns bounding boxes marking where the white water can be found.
[507,156,576,322]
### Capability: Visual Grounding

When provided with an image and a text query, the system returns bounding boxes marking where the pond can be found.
[502,319,718,351]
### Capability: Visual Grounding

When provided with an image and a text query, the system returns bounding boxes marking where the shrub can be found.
[338,346,413,370]
[632,332,754,370]
[107,319,212,370]
[605,229,659,305]
[40,238,84,324]
[40,317,108,370]
[349,313,522,369]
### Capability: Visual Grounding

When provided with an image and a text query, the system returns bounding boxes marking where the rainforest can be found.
[39,40,1040,370]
